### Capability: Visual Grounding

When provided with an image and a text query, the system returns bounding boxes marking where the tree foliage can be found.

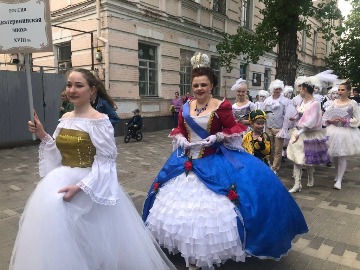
[326,0,360,86]
[217,0,344,86]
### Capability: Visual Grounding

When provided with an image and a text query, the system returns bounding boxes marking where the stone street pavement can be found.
[1,130,360,270]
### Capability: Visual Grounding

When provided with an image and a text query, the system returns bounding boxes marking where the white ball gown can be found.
[324,99,360,157]
[9,116,176,270]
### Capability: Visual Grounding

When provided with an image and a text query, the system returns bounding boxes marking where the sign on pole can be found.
[0,0,53,140]
[0,0,52,54]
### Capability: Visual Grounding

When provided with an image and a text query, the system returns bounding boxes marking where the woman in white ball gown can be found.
[9,68,176,270]
[323,82,360,190]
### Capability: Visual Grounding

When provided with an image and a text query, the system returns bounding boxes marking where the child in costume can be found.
[242,110,271,165]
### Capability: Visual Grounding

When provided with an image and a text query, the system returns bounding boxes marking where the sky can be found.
[338,0,352,17]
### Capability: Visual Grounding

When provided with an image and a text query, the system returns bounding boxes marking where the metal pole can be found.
[90,32,94,70]
[25,53,36,141]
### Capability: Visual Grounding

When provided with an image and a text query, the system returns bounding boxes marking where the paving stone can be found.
[321,260,339,270]
[308,236,324,250]
[331,242,347,256]
[306,257,325,270]
[347,244,359,253]
[329,200,340,207]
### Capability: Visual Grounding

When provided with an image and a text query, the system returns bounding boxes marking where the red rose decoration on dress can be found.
[153,182,160,193]
[184,157,193,176]
[228,184,240,206]
[185,161,192,171]
[228,189,238,201]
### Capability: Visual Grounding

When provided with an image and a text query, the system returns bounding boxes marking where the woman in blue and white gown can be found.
[143,54,308,270]
[10,68,176,270]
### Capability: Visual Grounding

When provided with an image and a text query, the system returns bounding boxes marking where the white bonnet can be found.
[231,78,247,91]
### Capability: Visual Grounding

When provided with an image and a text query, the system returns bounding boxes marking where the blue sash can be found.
[182,102,243,170]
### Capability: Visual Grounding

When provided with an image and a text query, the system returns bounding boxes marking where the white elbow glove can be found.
[201,133,224,147]
[176,135,192,150]
[201,135,217,147]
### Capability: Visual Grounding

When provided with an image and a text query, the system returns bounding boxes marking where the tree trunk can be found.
[276,22,299,87]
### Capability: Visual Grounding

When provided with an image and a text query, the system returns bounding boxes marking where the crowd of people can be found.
[9,52,360,270]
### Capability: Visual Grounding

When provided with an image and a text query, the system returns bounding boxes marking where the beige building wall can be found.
[0,0,336,119]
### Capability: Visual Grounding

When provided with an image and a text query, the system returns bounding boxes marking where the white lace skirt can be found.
[146,172,246,269]
[10,166,175,270]
[326,125,360,157]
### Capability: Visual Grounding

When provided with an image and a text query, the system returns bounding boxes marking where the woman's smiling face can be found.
[192,75,212,102]
[66,71,96,106]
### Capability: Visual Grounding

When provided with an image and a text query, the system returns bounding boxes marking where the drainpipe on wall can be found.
[96,0,110,91]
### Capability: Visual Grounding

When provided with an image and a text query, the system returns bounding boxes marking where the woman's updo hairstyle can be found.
[339,81,352,91]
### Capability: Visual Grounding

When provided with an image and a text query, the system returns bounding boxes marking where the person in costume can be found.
[254,90,270,110]
[283,85,294,100]
[242,110,271,165]
[323,86,339,111]
[313,86,325,104]
[143,52,308,270]
[323,82,360,190]
[10,68,176,270]
[287,73,336,193]
[261,79,288,174]
[231,78,256,128]
[292,79,303,107]
[278,86,295,163]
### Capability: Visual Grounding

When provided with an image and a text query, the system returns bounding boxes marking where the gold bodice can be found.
[56,128,96,168]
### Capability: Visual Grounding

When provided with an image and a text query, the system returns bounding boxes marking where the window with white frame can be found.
[180,49,194,97]
[213,0,226,15]
[241,0,251,29]
[138,43,158,96]
[57,42,72,73]
[211,56,220,97]
[312,30,318,57]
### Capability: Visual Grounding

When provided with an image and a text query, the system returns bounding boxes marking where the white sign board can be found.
[0,0,53,53]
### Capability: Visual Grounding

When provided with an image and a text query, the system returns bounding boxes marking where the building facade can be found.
[0,0,337,129]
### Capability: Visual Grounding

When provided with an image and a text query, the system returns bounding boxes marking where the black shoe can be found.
[281,156,286,163]
[326,161,332,167]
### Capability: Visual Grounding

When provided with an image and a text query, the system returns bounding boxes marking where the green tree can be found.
[326,0,360,86]
[217,0,344,87]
